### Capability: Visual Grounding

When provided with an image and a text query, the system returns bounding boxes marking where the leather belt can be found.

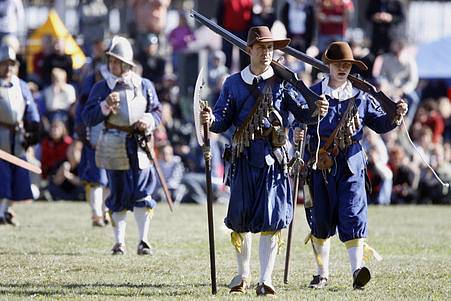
[320,136,359,145]
[0,121,19,132]
[105,121,134,135]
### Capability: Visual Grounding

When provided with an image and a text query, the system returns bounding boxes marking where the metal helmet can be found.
[105,36,135,67]
[0,45,16,63]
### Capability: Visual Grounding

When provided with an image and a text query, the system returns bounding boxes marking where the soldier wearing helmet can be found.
[0,45,41,226]
[82,36,162,255]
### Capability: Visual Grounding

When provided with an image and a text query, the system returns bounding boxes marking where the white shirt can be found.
[240,66,274,85]
[321,75,359,100]
[44,83,76,112]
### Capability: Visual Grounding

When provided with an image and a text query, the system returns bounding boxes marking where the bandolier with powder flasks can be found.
[316,96,361,170]
[231,76,288,166]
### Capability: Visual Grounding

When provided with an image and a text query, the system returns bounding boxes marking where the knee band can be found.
[231,231,244,253]
[312,235,330,246]
[344,238,364,249]
[261,230,282,254]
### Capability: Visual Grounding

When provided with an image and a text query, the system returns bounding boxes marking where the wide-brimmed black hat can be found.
[247,26,291,50]
[322,41,368,70]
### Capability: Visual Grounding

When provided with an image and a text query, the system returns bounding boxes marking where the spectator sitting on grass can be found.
[40,68,76,130]
[47,140,84,201]
[388,145,419,204]
[153,143,186,204]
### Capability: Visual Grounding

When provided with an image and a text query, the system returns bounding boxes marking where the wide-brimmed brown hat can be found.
[247,26,291,50]
[322,41,368,70]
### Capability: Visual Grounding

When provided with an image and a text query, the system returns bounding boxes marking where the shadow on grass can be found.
[0,282,220,297]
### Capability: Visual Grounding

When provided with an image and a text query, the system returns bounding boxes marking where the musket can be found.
[284,123,308,284]
[193,69,217,295]
[0,149,41,174]
[135,133,174,212]
[190,10,320,116]
[280,46,398,119]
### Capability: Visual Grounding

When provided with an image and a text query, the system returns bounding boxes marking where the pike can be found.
[280,45,399,119]
[193,68,217,295]
[283,124,307,284]
[0,149,41,174]
[190,10,320,116]
[135,134,174,212]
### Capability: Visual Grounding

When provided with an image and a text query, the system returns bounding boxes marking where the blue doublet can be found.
[82,77,162,212]
[210,68,313,233]
[75,74,107,187]
[304,79,398,242]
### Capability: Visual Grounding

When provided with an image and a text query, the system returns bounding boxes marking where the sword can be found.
[194,68,217,295]
[0,149,41,174]
[135,134,174,212]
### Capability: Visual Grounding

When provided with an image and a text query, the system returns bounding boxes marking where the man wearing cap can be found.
[294,41,408,289]
[200,26,329,296]
[82,36,162,255]
[0,45,40,226]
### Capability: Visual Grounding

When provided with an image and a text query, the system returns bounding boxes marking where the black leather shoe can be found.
[353,267,371,289]
[255,283,276,296]
[5,209,19,226]
[308,275,328,289]
[111,243,126,255]
[229,278,250,294]
[137,241,153,255]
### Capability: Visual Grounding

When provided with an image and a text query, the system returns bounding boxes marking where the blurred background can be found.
[3,0,450,205]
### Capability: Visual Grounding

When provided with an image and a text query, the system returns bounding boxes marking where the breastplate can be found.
[0,80,25,125]
[107,83,147,127]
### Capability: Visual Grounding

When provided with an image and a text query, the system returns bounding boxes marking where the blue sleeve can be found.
[363,94,397,134]
[82,81,109,127]
[20,80,40,123]
[142,79,162,127]
[75,74,95,127]
[283,85,318,125]
[210,79,236,133]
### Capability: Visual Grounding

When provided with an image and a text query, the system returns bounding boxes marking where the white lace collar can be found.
[240,66,274,85]
[321,75,359,101]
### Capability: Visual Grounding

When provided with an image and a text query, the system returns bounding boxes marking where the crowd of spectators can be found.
[1,0,449,205]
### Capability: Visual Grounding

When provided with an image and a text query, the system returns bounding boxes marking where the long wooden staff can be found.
[202,119,217,295]
[194,69,217,294]
[284,124,308,284]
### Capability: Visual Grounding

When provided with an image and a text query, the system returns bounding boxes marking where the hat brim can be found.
[322,54,368,71]
[250,37,291,50]
[106,52,135,67]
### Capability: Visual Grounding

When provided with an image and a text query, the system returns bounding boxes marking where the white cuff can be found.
[100,100,112,116]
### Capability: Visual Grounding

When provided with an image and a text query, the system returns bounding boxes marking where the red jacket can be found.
[41,135,73,178]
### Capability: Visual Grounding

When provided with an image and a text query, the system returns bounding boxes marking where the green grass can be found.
[0,202,450,300]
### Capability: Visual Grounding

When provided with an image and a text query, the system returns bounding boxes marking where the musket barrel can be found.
[191,10,320,114]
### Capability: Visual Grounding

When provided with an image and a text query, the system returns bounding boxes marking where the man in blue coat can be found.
[83,36,162,255]
[0,45,40,226]
[295,42,408,290]
[200,26,329,296]
[75,64,109,227]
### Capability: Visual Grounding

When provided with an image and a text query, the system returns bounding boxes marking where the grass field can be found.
[0,201,450,300]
